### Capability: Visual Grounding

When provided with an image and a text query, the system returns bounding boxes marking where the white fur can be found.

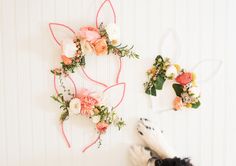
[129,145,152,166]
[130,118,177,166]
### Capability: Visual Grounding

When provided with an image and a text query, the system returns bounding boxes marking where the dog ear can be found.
[190,59,223,84]
[49,23,76,46]
[159,30,181,62]
[102,83,126,109]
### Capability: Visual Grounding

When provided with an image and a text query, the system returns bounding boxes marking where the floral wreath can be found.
[144,55,201,111]
[51,75,125,152]
[50,23,138,74]
[49,0,138,75]
[50,0,136,152]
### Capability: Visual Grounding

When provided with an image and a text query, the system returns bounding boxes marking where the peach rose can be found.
[175,72,193,85]
[93,38,108,56]
[61,55,72,65]
[78,26,101,43]
[96,122,109,133]
[173,97,183,111]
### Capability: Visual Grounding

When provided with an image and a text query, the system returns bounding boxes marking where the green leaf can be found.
[145,87,151,95]
[155,55,163,63]
[80,56,86,66]
[51,95,61,103]
[154,75,166,90]
[192,101,201,109]
[150,86,156,96]
[172,84,183,97]
[60,110,69,122]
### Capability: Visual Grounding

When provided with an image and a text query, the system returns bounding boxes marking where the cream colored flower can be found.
[165,65,178,78]
[188,87,200,98]
[105,23,120,45]
[80,40,95,55]
[92,115,101,123]
[61,39,77,58]
[69,98,81,115]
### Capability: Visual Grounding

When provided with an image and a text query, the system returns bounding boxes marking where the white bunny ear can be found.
[49,23,76,46]
[191,59,223,84]
[159,29,181,62]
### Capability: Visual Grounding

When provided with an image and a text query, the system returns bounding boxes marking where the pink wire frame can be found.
[81,56,123,88]
[49,23,76,46]
[82,134,101,153]
[96,0,117,28]
[51,0,126,152]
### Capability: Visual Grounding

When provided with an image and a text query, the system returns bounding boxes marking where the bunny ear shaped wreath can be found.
[144,31,222,112]
[144,55,202,111]
[50,0,138,153]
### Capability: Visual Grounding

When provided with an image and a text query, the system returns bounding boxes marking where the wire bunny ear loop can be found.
[149,29,223,113]
[50,0,128,152]
[49,0,121,87]
[53,73,126,152]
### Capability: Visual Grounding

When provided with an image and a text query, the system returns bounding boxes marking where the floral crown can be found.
[50,0,135,152]
[49,22,138,74]
[144,55,201,111]
[52,76,125,152]
[144,30,222,112]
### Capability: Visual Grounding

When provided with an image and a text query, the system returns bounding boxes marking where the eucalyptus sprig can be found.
[108,44,139,59]
[99,22,139,59]
[51,93,70,121]
[93,105,125,130]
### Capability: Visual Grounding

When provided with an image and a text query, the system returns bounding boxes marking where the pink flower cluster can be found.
[76,89,101,116]
[60,26,109,65]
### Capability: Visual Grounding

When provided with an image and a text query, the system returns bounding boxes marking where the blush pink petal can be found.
[78,26,101,43]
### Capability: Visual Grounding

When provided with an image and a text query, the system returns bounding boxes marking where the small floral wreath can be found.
[144,55,201,111]
[51,73,126,151]
[50,23,139,74]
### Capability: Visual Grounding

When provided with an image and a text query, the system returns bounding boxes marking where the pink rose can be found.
[78,26,101,43]
[76,89,100,116]
[96,122,109,133]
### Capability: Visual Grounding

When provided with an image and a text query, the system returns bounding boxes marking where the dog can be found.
[130,118,193,166]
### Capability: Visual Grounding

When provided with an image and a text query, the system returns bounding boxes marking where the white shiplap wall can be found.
[0,0,236,166]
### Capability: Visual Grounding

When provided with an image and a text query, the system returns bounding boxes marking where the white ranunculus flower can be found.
[165,65,178,78]
[61,39,77,58]
[105,23,120,45]
[69,98,81,115]
[189,87,200,98]
[92,115,101,124]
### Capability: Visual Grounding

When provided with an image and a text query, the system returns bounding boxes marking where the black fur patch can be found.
[155,157,193,166]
